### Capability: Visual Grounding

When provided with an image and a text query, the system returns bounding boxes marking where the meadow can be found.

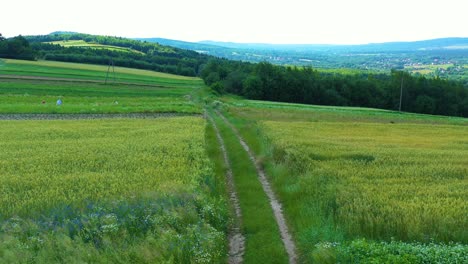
[0,59,203,114]
[0,117,228,263]
[221,98,468,263]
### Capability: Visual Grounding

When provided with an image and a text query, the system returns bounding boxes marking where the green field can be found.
[220,98,468,263]
[228,98,467,125]
[1,58,467,263]
[0,59,203,114]
[0,59,230,263]
[46,40,145,54]
[0,59,200,85]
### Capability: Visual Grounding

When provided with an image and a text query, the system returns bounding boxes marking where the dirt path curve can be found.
[0,74,169,88]
[0,113,201,120]
[216,110,298,264]
[206,112,245,264]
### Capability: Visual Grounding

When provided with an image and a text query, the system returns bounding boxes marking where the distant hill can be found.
[49,31,79,35]
[139,37,468,81]
[135,38,229,53]
[198,38,468,52]
[138,37,468,54]
[25,33,213,77]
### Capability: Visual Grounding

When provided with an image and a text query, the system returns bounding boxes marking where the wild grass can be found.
[0,117,228,263]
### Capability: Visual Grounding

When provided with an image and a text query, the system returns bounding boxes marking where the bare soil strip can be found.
[206,112,245,264]
[0,74,170,88]
[0,113,201,120]
[216,110,298,264]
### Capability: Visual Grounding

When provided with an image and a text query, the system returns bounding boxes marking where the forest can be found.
[0,34,35,60]
[201,59,468,117]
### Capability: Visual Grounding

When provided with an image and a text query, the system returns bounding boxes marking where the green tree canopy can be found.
[0,35,35,60]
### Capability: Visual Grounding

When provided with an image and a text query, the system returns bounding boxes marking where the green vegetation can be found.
[0,35,34,60]
[26,33,211,76]
[202,60,468,117]
[1,34,467,263]
[221,98,467,263]
[227,99,468,125]
[0,117,228,263]
[0,59,201,84]
[405,63,468,85]
[207,109,288,263]
[144,37,468,78]
[263,121,466,240]
[4,32,467,117]
[46,40,144,54]
[0,59,202,114]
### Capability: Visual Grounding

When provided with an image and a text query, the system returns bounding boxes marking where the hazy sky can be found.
[2,0,467,44]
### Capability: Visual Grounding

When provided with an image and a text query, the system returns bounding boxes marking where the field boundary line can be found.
[216,110,298,264]
[0,113,202,120]
[206,111,245,264]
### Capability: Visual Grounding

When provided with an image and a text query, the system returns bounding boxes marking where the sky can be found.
[1,0,467,44]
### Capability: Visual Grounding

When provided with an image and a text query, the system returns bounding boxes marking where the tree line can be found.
[201,59,468,117]
[0,34,35,60]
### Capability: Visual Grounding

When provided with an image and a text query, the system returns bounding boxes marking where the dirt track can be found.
[216,110,298,264]
[206,112,245,264]
[0,113,201,120]
[0,74,170,88]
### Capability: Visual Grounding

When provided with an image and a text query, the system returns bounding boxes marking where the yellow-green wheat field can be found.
[0,117,206,218]
[263,120,468,242]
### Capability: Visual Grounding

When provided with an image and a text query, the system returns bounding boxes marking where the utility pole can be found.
[105,59,116,84]
[399,74,403,112]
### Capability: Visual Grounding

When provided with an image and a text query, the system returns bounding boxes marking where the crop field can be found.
[0,117,228,263]
[0,59,201,85]
[0,79,199,114]
[222,98,468,263]
[227,98,468,125]
[46,40,145,54]
[2,56,467,262]
[0,59,203,114]
[0,60,230,263]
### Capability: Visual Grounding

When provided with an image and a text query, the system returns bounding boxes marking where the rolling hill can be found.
[25,33,213,77]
